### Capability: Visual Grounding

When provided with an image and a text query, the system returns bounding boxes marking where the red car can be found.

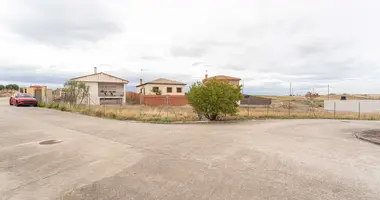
[9,93,38,107]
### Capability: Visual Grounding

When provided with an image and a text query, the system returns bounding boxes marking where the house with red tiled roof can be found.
[203,74,241,86]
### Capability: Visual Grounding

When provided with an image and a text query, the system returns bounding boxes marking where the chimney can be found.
[205,73,208,79]
[94,67,97,74]
[140,78,143,85]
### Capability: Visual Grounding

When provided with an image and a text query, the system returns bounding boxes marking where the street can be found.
[1,98,380,200]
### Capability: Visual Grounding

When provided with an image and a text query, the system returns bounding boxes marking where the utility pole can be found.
[328,84,330,100]
[289,82,292,96]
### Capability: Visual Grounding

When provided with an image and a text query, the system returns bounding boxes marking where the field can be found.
[36,93,380,122]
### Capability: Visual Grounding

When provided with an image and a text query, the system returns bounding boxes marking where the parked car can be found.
[9,93,38,107]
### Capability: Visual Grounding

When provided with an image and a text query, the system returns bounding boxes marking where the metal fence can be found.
[240,100,380,120]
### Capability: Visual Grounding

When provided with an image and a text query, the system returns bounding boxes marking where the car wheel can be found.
[9,100,13,106]
[15,101,19,107]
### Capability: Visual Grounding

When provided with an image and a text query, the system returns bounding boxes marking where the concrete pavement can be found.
[1,98,380,199]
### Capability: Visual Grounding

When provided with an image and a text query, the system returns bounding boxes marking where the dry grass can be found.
[39,96,380,122]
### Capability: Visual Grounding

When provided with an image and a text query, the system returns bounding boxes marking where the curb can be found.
[354,132,380,145]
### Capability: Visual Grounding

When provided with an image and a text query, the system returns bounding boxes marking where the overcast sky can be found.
[1,0,379,95]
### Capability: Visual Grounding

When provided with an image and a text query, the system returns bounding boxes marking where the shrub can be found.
[47,103,59,109]
[94,110,104,117]
[37,101,46,107]
[105,111,117,119]
[187,78,242,120]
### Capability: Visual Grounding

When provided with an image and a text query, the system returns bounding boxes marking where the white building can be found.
[71,72,129,105]
[136,78,186,95]
[325,100,380,113]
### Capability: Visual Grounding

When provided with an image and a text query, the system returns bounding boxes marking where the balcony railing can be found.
[98,92,124,97]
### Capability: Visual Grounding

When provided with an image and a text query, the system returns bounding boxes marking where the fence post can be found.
[88,94,90,112]
[247,98,250,117]
[358,101,361,119]
[267,101,269,116]
[166,95,169,121]
[139,93,142,117]
[288,100,291,117]
[333,101,336,119]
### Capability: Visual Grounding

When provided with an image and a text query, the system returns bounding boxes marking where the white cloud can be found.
[1,0,380,94]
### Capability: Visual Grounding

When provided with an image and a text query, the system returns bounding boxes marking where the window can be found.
[152,87,159,92]
[167,87,172,93]
[176,87,182,93]
[99,85,117,96]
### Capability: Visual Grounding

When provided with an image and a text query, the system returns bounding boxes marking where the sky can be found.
[1,0,380,95]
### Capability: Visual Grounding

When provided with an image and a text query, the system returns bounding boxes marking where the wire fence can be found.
[240,100,380,120]
[51,94,380,121]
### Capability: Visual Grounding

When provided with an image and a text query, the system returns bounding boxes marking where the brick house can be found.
[136,78,186,95]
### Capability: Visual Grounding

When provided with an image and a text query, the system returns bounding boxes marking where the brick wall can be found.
[126,92,188,106]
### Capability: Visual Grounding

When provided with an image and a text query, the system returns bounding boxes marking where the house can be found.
[203,74,241,86]
[26,85,53,103]
[136,78,186,95]
[70,72,129,105]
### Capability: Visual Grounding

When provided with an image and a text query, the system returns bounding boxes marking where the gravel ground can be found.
[1,98,380,200]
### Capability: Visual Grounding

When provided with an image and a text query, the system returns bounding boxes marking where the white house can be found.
[136,78,186,95]
[70,72,129,105]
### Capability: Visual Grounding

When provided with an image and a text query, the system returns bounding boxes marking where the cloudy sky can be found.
[1,0,379,95]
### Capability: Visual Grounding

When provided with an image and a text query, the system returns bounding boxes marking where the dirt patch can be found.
[355,130,380,145]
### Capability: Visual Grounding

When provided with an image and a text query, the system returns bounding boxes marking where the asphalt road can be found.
[1,98,380,200]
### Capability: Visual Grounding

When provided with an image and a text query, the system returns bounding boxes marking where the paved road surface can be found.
[1,98,380,200]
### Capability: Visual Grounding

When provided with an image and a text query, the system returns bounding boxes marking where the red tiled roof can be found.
[205,75,241,81]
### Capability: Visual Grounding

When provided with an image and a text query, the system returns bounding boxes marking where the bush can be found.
[105,111,117,119]
[94,110,105,117]
[37,101,46,107]
[187,78,242,120]
[59,104,69,111]
[47,103,60,109]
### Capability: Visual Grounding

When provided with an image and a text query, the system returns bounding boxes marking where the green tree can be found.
[62,81,90,107]
[5,84,12,90]
[0,85,4,91]
[4,84,19,90]
[12,84,19,91]
[187,78,242,121]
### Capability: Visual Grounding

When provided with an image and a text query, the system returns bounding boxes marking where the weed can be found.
[94,110,104,117]
[37,101,46,107]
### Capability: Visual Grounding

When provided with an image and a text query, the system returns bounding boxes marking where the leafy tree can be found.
[0,85,4,91]
[5,84,12,90]
[62,81,90,107]
[12,84,19,91]
[5,84,19,90]
[187,78,242,120]
[305,91,321,116]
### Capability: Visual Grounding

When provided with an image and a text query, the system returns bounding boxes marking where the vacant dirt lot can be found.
[1,98,380,200]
